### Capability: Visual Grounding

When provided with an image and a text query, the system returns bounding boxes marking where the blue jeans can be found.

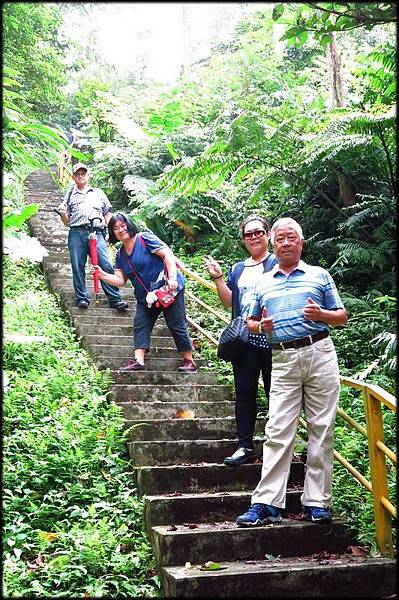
[232,343,272,449]
[68,227,121,306]
[134,290,192,352]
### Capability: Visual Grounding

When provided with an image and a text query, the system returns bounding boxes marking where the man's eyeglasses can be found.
[243,229,267,240]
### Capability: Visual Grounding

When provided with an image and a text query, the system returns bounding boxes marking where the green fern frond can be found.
[158,154,239,195]
[341,111,396,136]
[300,134,373,168]
[368,49,396,72]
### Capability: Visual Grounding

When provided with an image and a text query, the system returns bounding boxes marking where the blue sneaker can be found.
[236,503,282,527]
[302,505,332,523]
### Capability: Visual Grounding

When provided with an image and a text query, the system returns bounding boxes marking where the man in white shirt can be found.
[57,163,128,310]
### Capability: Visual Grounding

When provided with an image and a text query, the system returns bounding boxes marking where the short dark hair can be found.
[108,212,139,245]
[239,214,270,237]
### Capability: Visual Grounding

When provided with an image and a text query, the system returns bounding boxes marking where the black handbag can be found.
[217,316,249,362]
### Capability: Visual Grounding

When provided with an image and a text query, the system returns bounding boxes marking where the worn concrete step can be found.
[144,489,301,529]
[110,384,231,403]
[96,356,206,371]
[116,401,235,421]
[44,254,71,263]
[83,336,176,350]
[74,323,170,336]
[125,416,265,442]
[152,520,354,568]
[57,297,135,313]
[86,343,190,357]
[54,287,134,300]
[65,306,143,319]
[62,302,136,317]
[31,233,68,242]
[110,369,227,391]
[73,319,197,339]
[108,370,219,385]
[161,556,396,598]
[93,346,183,358]
[128,439,265,467]
[35,235,68,243]
[136,462,304,496]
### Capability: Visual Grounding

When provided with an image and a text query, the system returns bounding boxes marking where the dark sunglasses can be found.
[243,229,267,240]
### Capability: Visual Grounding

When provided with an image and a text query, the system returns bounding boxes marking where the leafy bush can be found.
[2,258,159,597]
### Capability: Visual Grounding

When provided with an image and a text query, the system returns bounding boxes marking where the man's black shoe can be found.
[224,447,256,466]
[110,301,129,311]
[78,300,89,309]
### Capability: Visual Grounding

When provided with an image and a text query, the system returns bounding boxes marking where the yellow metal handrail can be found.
[57,150,72,188]
[180,264,397,558]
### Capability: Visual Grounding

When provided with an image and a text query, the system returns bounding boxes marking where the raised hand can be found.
[304,296,322,321]
[259,306,274,333]
[203,255,222,279]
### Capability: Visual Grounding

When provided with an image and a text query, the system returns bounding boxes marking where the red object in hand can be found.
[88,234,100,295]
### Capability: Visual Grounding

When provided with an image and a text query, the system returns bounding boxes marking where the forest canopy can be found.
[2,0,396,335]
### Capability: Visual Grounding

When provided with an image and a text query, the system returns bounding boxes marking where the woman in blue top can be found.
[93,212,197,373]
[204,215,277,466]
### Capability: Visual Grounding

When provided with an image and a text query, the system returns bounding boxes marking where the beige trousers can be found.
[251,336,340,509]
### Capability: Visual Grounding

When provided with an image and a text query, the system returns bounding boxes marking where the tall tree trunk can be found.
[180,3,191,77]
[328,32,344,107]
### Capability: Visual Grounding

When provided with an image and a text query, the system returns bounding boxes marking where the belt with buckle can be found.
[72,224,105,232]
[271,330,329,350]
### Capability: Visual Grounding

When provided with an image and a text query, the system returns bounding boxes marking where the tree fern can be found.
[158,154,240,195]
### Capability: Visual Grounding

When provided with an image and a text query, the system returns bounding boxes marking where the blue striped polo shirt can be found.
[249,260,344,344]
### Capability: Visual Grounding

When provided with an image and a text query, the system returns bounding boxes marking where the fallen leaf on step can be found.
[175,409,195,419]
[200,561,228,571]
[348,545,369,556]
[167,525,178,531]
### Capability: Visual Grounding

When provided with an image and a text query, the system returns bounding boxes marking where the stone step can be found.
[66,306,144,318]
[54,288,134,300]
[136,462,304,496]
[44,254,71,263]
[59,298,136,313]
[116,401,236,421]
[128,439,264,467]
[110,383,231,402]
[161,556,396,598]
[82,335,175,349]
[87,343,193,358]
[110,369,227,386]
[64,304,137,317]
[152,519,354,568]
[144,489,301,529]
[74,323,170,336]
[96,356,206,371]
[125,416,265,442]
[109,369,219,385]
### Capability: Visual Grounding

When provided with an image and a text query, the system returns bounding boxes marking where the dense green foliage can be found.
[2,2,69,123]
[2,2,396,592]
[3,258,159,597]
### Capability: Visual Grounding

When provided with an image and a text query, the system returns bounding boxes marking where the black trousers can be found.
[232,343,272,449]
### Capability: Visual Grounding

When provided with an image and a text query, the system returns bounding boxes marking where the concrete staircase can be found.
[25,169,396,598]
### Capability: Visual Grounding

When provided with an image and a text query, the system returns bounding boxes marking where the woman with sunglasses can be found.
[92,212,198,373]
[204,215,277,466]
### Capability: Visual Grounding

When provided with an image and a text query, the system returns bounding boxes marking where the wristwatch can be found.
[258,323,263,334]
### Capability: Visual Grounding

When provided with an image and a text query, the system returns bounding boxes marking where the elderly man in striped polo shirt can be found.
[236,217,347,527]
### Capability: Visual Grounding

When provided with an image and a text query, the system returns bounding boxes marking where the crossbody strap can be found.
[122,239,150,293]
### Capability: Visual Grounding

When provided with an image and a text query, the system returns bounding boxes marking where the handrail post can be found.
[363,387,394,557]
